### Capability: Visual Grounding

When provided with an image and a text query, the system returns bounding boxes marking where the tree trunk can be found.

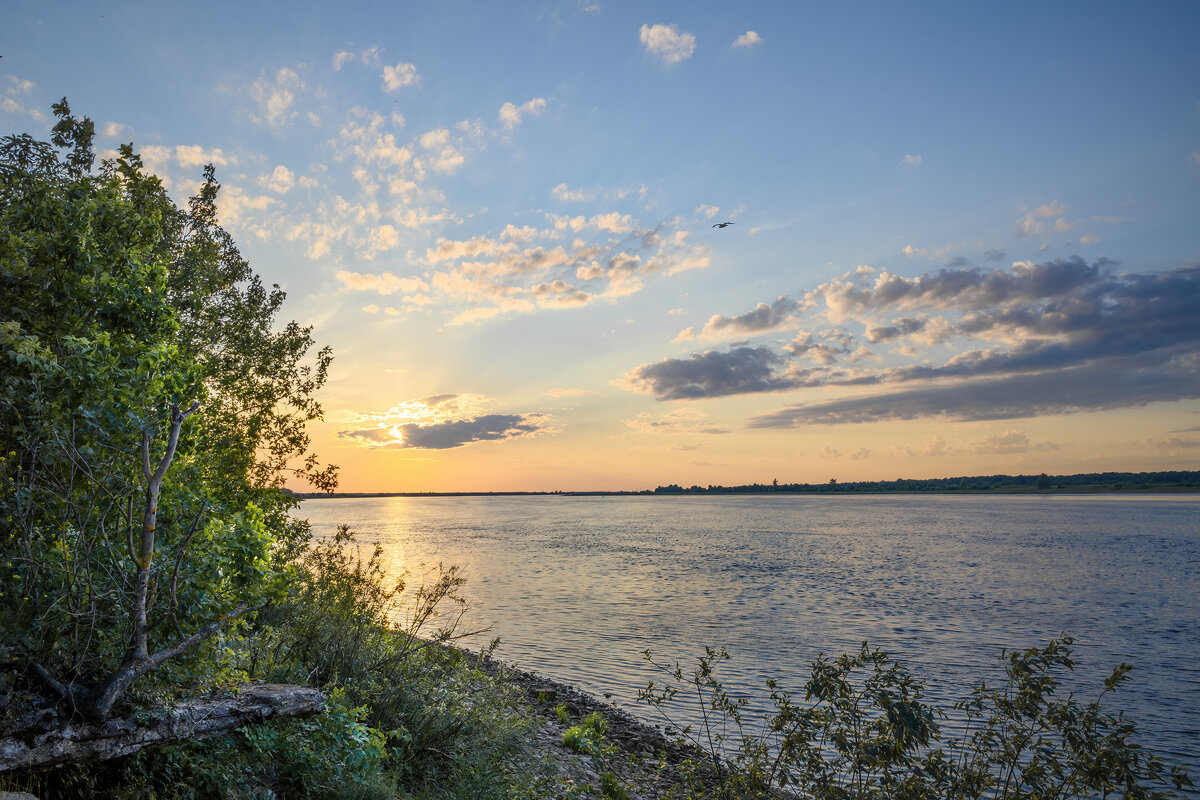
[0,684,323,772]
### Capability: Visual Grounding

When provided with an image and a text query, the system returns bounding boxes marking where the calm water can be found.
[300,494,1199,776]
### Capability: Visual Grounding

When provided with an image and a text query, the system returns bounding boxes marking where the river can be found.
[299,493,1199,777]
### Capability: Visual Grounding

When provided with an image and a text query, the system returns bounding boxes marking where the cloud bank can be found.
[623,259,1200,425]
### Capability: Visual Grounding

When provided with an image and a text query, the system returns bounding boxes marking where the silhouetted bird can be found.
[712,222,734,228]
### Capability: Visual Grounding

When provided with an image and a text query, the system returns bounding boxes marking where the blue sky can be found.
[4,1,1199,491]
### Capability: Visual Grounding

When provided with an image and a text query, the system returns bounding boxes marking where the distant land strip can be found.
[294,470,1200,499]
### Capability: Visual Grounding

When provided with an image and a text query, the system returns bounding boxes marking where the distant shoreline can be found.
[294,470,1200,499]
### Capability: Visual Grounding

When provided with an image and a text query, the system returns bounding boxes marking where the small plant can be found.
[562,711,613,758]
[600,769,629,799]
[555,703,572,725]
[640,636,1193,800]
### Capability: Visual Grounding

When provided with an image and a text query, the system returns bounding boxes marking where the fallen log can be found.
[0,683,324,772]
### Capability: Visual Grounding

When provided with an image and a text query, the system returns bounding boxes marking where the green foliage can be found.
[0,101,335,715]
[640,636,1193,799]
[599,769,629,799]
[562,711,614,758]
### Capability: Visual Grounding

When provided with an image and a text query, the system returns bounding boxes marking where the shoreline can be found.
[459,647,722,799]
[297,485,1200,499]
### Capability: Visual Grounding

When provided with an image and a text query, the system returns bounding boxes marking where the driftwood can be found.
[0,683,324,772]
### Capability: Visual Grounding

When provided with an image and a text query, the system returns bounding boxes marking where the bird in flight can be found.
[712,222,734,228]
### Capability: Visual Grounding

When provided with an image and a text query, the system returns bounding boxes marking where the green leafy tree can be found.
[0,101,335,720]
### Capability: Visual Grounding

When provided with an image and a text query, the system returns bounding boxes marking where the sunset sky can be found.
[4,2,1199,492]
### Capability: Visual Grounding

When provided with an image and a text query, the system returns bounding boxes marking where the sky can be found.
[3,1,1199,492]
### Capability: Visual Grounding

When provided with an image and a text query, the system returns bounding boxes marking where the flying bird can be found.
[712,222,734,228]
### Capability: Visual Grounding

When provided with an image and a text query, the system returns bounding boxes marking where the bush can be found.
[640,636,1193,799]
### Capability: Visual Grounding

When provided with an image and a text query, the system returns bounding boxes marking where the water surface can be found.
[300,494,1199,775]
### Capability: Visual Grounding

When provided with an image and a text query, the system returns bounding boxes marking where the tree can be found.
[0,101,336,720]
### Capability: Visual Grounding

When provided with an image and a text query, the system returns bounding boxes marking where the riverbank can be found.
[462,649,720,799]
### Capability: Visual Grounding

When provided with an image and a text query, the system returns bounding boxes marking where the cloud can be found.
[621,346,798,400]
[101,121,132,139]
[622,407,730,434]
[173,145,235,169]
[901,154,923,166]
[333,46,383,70]
[1017,201,1077,237]
[626,258,1200,426]
[416,127,465,174]
[1,75,46,121]
[696,204,720,219]
[499,97,549,130]
[553,183,594,202]
[639,23,696,65]
[748,358,1200,427]
[673,326,696,342]
[337,270,429,294]
[819,256,1105,320]
[732,31,762,48]
[338,395,550,449]
[251,67,306,129]
[258,165,295,194]
[392,415,547,448]
[382,61,420,91]
[423,213,709,323]
[785,329,857,364]
[697,296,801,339]
[340,414,548,449]
[968,429,1061,455]
[547,388,599,398]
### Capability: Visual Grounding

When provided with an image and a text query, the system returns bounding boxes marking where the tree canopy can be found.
[0,100,335,719]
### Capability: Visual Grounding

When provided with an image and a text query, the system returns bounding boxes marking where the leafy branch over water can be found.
[639,636,1192,799]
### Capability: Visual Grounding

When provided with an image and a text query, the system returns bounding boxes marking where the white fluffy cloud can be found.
[1,75,46,121]
[732,31,762,48]
[333,46,382,70]
[639,23,696,65]
[382,61,420,91]
[337,270,429,295]
[499,97,549,130]
[251,67,306,129]
[259,165,295,194]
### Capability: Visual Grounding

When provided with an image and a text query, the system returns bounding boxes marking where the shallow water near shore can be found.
[300,493,1200,780]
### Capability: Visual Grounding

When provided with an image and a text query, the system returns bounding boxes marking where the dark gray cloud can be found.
[824,256,1105,317]
[983,249,1007,262]
[864,317,928,343]
[622,346,798,400]
[340,414,547,449]
[632,259,1200,424]
[698,296,800,339]
[748,359,1200,427]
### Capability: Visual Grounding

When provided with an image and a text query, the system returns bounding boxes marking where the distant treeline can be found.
[650,470,1200,495]
[295,470,1200,499]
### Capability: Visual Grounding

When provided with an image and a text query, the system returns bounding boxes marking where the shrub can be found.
[640,636,1193,799]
